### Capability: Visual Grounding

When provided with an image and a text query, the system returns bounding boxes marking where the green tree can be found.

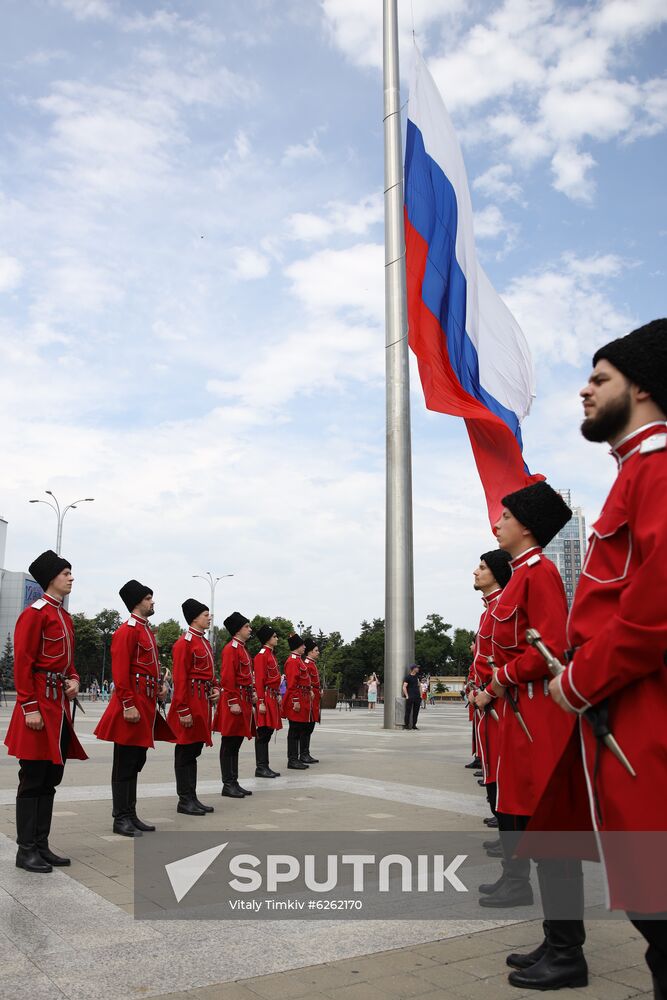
[0,633,14,688]
[94,609,122,686]
[450,627,476,675]
[154,619,183,669]
[71,613,103,684]
[415,613,453,674]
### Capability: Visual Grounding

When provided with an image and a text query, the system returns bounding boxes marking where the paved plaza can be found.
[0,702,654,999]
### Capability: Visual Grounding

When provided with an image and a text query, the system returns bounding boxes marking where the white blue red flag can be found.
[404,48,543,526]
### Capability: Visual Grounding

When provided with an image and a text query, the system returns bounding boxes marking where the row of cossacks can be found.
[4,565,324,864]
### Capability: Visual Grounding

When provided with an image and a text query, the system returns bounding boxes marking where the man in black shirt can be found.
[402,665,421,730]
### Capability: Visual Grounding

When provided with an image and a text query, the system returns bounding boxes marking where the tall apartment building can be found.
[544,490,587,606]
[0,518,42,650]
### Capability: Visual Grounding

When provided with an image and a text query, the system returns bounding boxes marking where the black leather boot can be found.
[16,798,52,873]
[112,781,141,837]
[232,752,252,795]
[176,764,206,815]
[507,924,588,989]
[479,860,507,895]
[129,775,155,831]
[299,726,318,764]
[508,864,587,989]
[506,922,549,969]
[255,737,274,778]
[191,762,214,812]
[287,728,308,768]
[221,747,244,798]
[35,794,70,866]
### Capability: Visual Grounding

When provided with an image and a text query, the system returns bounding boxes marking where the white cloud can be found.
[321,0,466,70]
[56,0,112,21]
[550,146,597,201]
[472,163,523,203]
[503,253,636,367]
[286,193,383,242]
[0,255,23,292]
[282,131,324,165]
[285,243,384,321]
[231,247,271,281]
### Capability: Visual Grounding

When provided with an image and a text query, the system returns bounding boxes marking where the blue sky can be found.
[1,0,665,639]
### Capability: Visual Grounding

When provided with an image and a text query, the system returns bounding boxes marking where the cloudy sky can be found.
[1,0,665,639]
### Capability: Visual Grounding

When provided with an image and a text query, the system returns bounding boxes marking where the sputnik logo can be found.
[165,842,228,902]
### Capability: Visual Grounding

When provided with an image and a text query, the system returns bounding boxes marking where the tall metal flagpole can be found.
[383,0,415,729]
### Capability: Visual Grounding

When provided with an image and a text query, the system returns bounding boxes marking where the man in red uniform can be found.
[5,550,87,873]
[94,580,175,836]
[253,623,282,779]
[469,549,512,872]
[473,484,586,989]
[214,611,256,798]
[168,599,220,815]
[525,320,667,998]
[283,634,312,769]
[300,637,321,765]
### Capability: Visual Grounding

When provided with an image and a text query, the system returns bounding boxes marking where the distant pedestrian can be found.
[365,673,378,711]
[402,665,421,730]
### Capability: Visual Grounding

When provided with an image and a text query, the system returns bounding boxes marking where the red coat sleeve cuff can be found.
[496,664,515,687]
[558,665,591,714]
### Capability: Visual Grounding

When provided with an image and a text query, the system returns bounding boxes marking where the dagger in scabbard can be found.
[525,628,636,778]
[471,683,500,723]
[487,656,533,742]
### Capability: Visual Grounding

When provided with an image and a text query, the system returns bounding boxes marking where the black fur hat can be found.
[119,579,153,612]
[303,637,319,654]
[182,599,208,625]
[223,611,249,636]
[29,550,71,591]
[257,623,277,644]
[593,319,667,416]
[288,633,304,651]
[501,482,572,547]
[480,549,512,589]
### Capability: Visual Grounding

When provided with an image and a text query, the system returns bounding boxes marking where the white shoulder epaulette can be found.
[185,631,192,642]
[291,653,296,659]
[259,647,266,653]
[527,554,541,566]
[31,598,47,610]
[640,433,667,455]
[127,617,137,627]
[232,640,238,648]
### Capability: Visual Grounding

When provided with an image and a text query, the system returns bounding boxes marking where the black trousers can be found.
[404,699,420,728]
[486,781,498,816]
[629,916,667,992]
[18,726,70,800]
[287,720,308,759]
[175,741,204,767]
[255,726,274,747]
[112,743,147,782]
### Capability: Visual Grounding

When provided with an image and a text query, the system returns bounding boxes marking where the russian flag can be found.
[404,48,544,527]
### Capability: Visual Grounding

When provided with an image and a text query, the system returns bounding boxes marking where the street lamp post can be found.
[192,572,234,652]
[28,491,95,555]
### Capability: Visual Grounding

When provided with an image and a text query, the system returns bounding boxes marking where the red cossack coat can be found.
[282,654,313,723]
[167,628,219,746]
[528,423,667,912]
[473,589,503,786]
[304,656,321,723]
[253,646,283,730]
[213,639,255,739]
[94,616,175,748]
[4,595,87,764]
[488,547,575,816]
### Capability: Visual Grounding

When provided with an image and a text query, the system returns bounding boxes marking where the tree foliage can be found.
[0,633,14,687]
[71,612,103,683]
[154,619,183,669]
